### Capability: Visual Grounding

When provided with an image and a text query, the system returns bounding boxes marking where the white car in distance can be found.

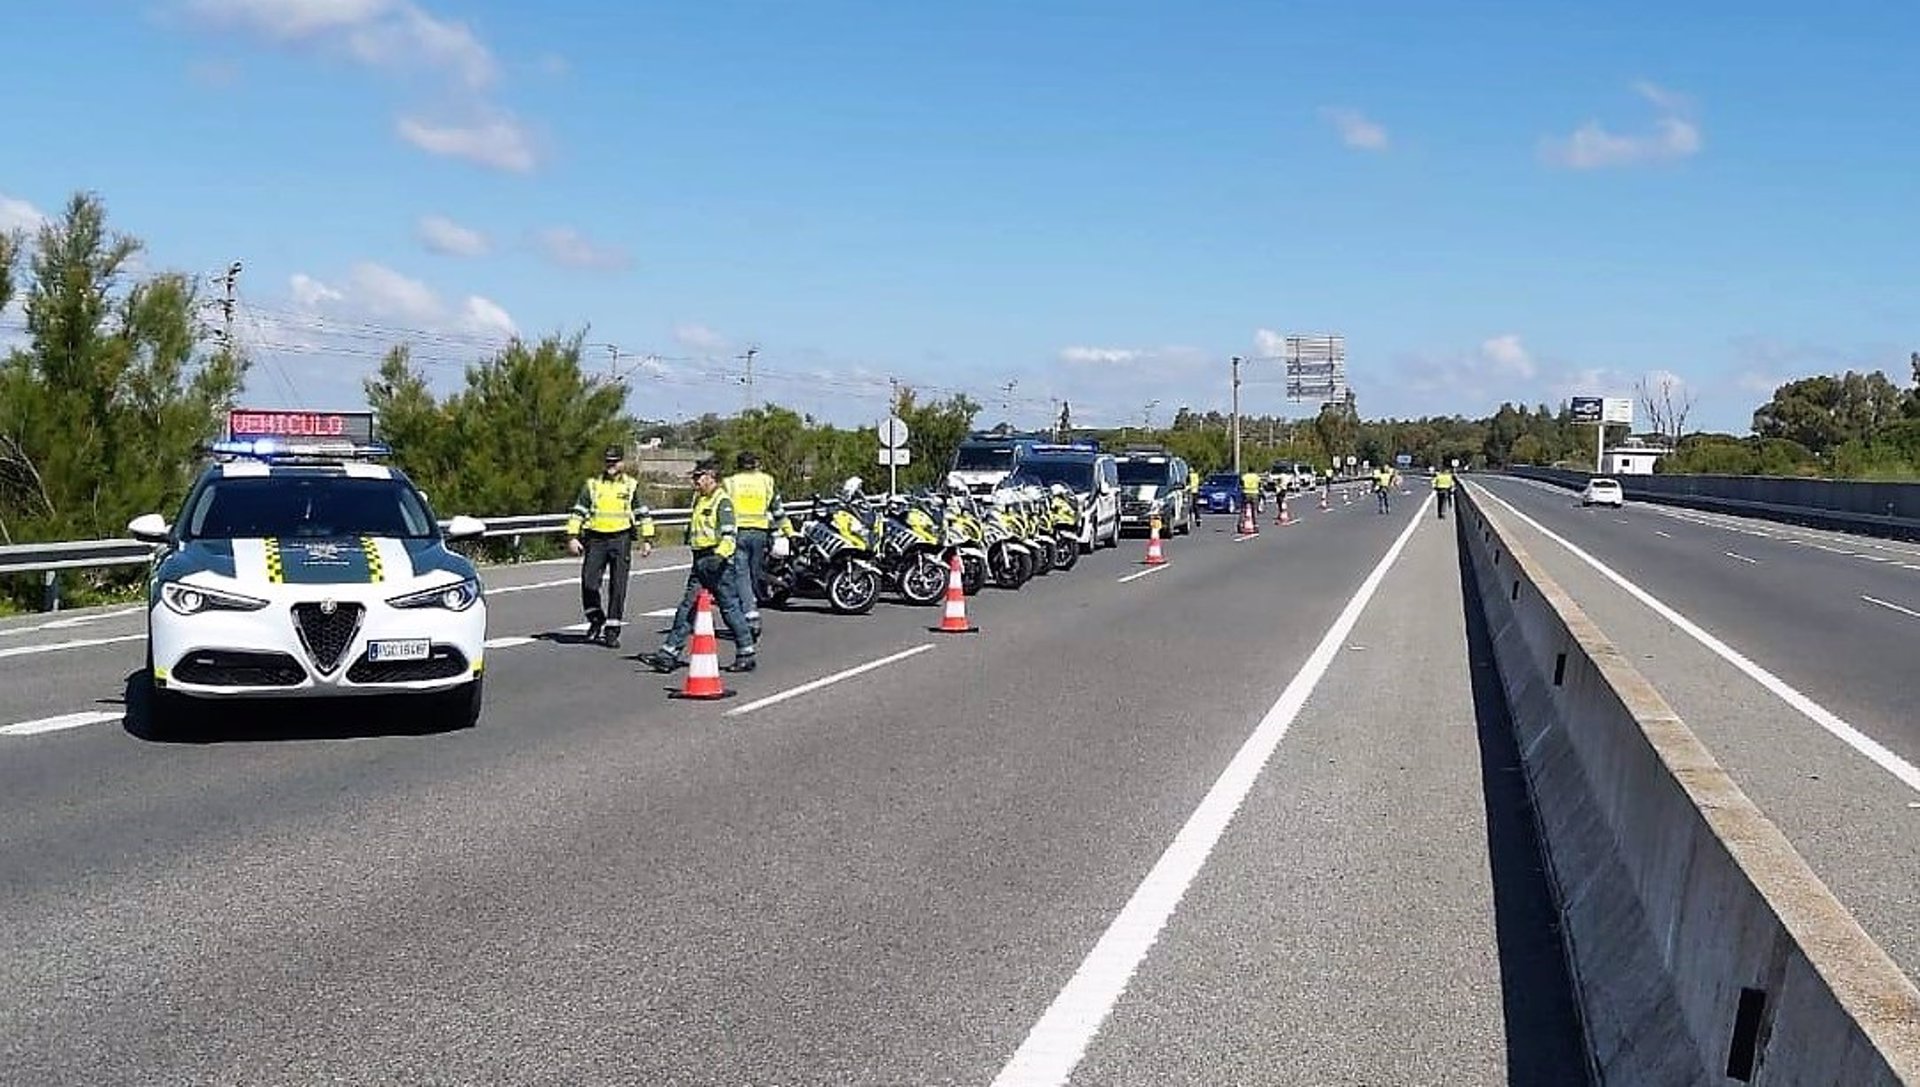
[1580,478,1625,508]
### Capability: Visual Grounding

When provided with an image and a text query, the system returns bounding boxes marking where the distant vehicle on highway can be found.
[1116,450,1194,536]
[1581,478,1625,508]
[1196,472,1244,514]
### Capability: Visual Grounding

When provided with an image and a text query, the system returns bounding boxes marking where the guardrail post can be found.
[42,570,60,613]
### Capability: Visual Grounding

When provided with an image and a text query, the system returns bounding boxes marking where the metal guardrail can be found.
[1506,466,1920,543]
[0,508,698,611]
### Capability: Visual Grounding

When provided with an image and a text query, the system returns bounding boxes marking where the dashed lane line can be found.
[1,711,122,737]
[1116,564,1170,584]
[725,644,938,718]
[1862,595,1920,620]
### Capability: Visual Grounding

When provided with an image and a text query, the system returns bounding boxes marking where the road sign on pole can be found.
[877,416,911,495]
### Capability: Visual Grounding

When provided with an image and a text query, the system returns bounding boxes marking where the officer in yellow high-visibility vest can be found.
[565,445,655,647]
[642,459,756,673]
[1433,464,1457,519]
[723,451,784,637]
[1240,469,1263,517]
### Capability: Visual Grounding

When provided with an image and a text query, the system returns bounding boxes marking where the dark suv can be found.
[1115,451,1194,535]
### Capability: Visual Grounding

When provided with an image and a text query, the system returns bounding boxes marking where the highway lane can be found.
[0,491,1581,1085]
[1469,475,1920,986]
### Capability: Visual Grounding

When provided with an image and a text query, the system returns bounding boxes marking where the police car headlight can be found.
[161,581,269,616]
[388,578,480,612]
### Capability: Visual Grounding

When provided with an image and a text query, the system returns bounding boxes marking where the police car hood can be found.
[1123,483,1162,500]
[165,536,472,591]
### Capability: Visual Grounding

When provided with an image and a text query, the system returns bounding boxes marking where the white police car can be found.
[127,435,490,733]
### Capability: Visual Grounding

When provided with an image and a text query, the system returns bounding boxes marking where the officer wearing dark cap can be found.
[565,444,655,647]
[642,458,756,673]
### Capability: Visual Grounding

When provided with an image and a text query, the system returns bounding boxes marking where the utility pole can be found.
[608,344,620,379]
[1001,379,1018,424]
[1231,356,1243,475]
[738,347,759,413]
[217,261,242,356]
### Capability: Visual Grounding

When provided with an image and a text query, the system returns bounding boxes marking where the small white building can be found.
[1603,439,1668,476]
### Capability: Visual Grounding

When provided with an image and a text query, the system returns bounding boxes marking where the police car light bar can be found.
[209,438,394,460]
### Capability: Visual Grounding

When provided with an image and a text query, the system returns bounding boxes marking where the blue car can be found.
[1196,472,1244,514]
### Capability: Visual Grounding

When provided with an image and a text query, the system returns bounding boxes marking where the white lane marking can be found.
[1861,555,1891,563]
[1117,564,1169,584]
[1862,596,1920,620]
[485,564,691,596]
[642,607,676,618]
[1724,551,1760,565]
[1655,531,1673,538]
[0,607,144,638]
[1475,486,1920,796]
[1614,518,1630,524]
[483,636,536,649]
[1,710,121,736]
[725,644,937,718]
[0,634,145,660]
[1232,533,1258,543]
[991,494,1433,1086]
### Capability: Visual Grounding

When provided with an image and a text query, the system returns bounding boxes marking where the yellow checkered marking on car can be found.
[361,536,384,583]
[263,537,285,583]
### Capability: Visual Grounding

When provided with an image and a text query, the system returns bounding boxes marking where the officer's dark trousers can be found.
[580,531,633,627]
[667,551,754,655]
[1436,489,1452,518]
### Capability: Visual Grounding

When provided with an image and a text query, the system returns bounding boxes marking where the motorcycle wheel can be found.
[961,555,987,596]
[899,553,948,606]
[1031,537,1055,575]
[826,564,881,615]
[1051,534,1079,571]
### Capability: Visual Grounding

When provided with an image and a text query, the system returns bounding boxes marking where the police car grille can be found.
[173,650,307,687]
[292,602,364,674]
[347,646,468,683]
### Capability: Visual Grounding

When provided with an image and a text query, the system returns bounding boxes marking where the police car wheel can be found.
[438,677,483,730]
[147,687,188,738]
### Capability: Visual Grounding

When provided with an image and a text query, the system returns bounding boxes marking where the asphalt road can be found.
[0,486,1583,1086]
[1469,475,1920,986]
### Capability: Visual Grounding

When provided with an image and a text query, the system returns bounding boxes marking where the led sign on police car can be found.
[227,409,376,444]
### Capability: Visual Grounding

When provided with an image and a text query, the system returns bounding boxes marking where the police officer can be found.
[1239,468,1263,518]
[642,460,756,673]
[1433,464,1457,518]
[1372,465,1394,514]
[566,445,655,647]
[723,451,783,638]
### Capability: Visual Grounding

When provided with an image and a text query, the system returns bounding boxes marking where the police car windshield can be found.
[1205,473,1240,486]
[1117,460,1169,485]
[182,476,437,541]
[1016,459,1094,491]
[953,445,1015,470]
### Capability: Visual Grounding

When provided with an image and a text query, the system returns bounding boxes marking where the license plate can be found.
[367,638,431,662]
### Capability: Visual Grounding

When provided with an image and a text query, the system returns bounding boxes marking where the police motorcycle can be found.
[1046,483,1083,572]
[866,490,951,606]
[935,479,992,596]
[761,477,885,615]
[1016,482,1058,576]
[983,481,1036,589]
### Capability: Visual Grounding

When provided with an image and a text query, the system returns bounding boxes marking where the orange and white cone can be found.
[1143,516,1167,565]
[1319,491,1330,512]
[1276,497,1294,526]
[670,588,732,700]
[929,553,979,633]
[1237,501,1258,536]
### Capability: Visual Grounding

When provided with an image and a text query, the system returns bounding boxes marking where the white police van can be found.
[1009,443,1122,551]
[128,409,490,733]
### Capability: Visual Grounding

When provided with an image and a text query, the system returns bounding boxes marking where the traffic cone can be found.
[1276,497,1294,526]
[1143,516,1167,565]
[1237,501,1258,536]
[1319,492,1330,512]
[929,553,979,633]
[669,589,733,700]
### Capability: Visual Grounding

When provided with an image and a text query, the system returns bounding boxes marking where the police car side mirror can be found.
[128,513,171,544]
[443,515,487,542]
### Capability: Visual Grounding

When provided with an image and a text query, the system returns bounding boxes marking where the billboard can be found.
[1569,396,1602,424]
[1283,334,1348,403]
[1602,397,1634,426]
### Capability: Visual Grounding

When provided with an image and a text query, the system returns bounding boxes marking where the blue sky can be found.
[3,1,1916,434]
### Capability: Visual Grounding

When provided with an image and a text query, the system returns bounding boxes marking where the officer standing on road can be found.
[1240,468,1263,516]
[1373,465,1394,515]
[723,451,783,638]
[642,459,757,674]
[1433,464,1457,518]
[566,445,655,648]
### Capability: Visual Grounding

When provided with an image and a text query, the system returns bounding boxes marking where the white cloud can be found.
[533,226,631,272]
[396,114,536,173]
[1480,334,1538,379]
[285,261,515,339]
[185,0,495,88]
[1542,82,1701,169]
[1059,346,1144,365]
[0,193,48,234]
[416,213,489,257]
[1253,329,1288,358]
[673,323,729,353]
[1319,107,1389,152]
[1736,371,1784,395]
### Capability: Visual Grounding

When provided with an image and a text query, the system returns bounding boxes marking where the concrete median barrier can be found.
[1458,485,1920,1085]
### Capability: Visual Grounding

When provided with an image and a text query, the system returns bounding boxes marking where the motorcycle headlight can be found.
[388,578,481,612]
[161,581,269,616]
